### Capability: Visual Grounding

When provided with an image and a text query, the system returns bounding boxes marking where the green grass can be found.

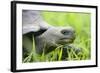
[23,11,91,63]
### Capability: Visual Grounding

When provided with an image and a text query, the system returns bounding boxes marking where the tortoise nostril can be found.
[61,29,74,35]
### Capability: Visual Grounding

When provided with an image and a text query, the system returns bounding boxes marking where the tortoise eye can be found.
[61,29,72,35]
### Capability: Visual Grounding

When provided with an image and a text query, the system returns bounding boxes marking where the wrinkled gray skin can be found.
[22,10,76,56]
[35,27,75,54]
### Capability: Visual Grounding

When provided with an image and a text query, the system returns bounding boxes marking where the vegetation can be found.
[23,11,91,63]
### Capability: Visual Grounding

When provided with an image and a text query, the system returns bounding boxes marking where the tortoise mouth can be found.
[56,37,75,45]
